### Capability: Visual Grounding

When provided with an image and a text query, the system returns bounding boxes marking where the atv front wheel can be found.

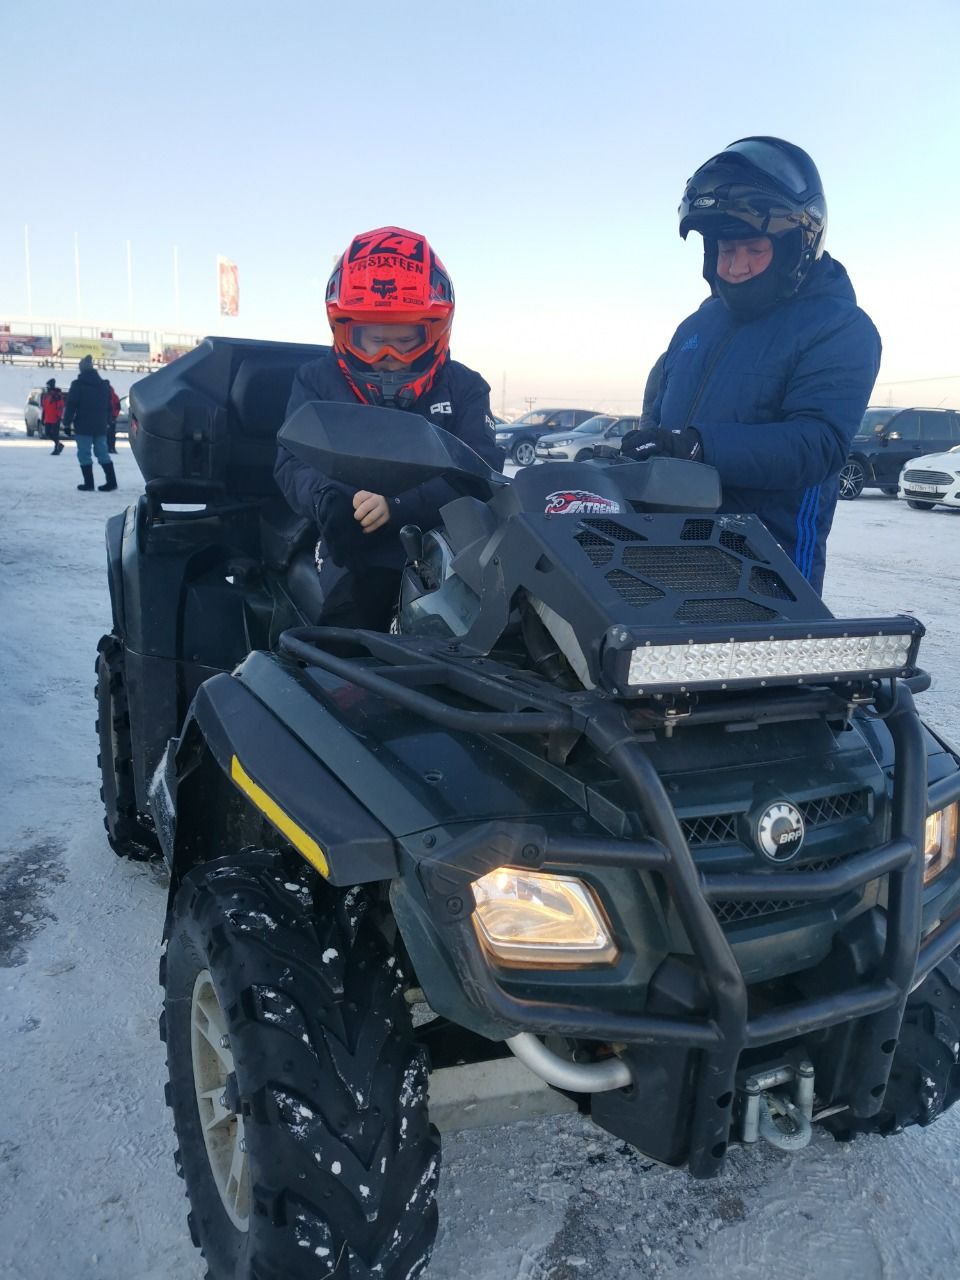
[161,854,439,1280]
[95,633,159,860]
[832,954,960,1138]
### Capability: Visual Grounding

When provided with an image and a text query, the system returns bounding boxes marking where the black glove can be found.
[314,489,364,567]
[620,426,703,463]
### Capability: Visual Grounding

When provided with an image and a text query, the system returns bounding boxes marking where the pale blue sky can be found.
[3,0,958,411]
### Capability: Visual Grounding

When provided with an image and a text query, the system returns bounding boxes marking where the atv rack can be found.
[279,625,960,1176]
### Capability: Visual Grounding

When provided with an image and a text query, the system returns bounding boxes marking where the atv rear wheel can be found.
[161,853,439,1280]
[95,633,159,860]
[831,954,960,1138]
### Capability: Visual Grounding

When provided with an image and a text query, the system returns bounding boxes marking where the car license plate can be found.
[906,482,941,494]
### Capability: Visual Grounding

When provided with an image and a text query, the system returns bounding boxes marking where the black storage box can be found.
[129,337,330,497]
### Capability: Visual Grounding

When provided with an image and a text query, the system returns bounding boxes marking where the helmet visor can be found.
[680,185,818,240]
[721,140,811,196]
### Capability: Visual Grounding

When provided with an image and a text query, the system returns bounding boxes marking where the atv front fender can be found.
[155,671,398,886]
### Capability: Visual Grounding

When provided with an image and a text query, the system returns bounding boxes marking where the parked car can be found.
[115,394,131,436]
[24,388,44,436]
[495,407,603,466]
[839,406,960,499]
[897,444,960,510]
[535,413,641,462]
[25,386,72,438]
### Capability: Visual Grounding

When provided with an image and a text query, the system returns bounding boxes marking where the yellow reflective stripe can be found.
[230,754,330,878]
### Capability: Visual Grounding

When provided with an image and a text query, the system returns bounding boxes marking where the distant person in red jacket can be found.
[40,378,66,455]
[104,380,121,454]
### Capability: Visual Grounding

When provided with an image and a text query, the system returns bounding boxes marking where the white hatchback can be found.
[898,445,960,510]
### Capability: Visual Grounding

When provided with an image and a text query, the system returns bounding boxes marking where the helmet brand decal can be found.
[544,490,621,516]
[348,230,425,264]
[692,195,717,208]
[370,277,397,299]
[756,801,805,864]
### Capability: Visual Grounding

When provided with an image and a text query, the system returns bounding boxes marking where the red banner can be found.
[0,332,53,356]
[217,257,239,317]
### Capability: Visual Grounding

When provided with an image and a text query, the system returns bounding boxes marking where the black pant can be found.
[44,421,61,444]
[318,566,401,631]
[107,421,117,451]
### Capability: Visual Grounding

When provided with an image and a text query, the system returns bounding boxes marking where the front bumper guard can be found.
[279,629,960,1177]
[415,686,956,1177]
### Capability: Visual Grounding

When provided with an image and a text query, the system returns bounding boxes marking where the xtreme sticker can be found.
[544,490,621,515]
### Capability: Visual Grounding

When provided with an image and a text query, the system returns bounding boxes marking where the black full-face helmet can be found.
[678,136,827,294]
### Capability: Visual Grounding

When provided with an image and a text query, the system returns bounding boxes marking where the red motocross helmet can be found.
[326,227,455,405]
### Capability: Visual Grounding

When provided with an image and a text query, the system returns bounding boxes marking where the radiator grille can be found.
[621,545,742,592]
[674,598,778,623]
[680,519,714,540]
[604,570,665,606]
[902,469,952,486]
[749,566,796,601]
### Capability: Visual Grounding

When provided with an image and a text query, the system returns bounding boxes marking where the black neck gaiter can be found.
[715,266,788,321]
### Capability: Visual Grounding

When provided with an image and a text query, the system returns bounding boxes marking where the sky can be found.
[2,0,959,414]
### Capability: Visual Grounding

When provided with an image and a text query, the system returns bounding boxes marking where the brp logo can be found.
[756,801,805,863]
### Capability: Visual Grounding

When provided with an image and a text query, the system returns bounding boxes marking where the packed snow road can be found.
[1,430,959,1280]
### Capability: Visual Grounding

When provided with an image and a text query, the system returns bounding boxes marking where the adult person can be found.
[62,355,117,492]
[621,137,881,593]
[104,379,121,454]
[274,225,502,629]
[40,378,66,455]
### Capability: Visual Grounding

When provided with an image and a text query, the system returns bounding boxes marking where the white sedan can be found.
[898,445,960,510]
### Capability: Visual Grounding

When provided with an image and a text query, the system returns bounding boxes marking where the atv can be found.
[98,337,960,1280]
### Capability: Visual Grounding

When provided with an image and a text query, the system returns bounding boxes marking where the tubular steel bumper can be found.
[414,685,932,1177]
[279,629,954,1177]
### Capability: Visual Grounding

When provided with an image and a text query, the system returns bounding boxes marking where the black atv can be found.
[98,337,960,1280]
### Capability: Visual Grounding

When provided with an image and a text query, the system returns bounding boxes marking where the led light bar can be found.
[602,618,924,695]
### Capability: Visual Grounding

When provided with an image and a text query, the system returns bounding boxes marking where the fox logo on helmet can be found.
[370,278,397,299]
[544,490,621,516]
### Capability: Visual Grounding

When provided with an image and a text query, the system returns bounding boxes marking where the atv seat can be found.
[285,546,328,624]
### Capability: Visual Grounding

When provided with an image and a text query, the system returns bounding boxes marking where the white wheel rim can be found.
[840,464,862,497]
[516,442,534,464]
[191,969,250,1231]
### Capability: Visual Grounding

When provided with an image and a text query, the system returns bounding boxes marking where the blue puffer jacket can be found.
[651,254,881,593]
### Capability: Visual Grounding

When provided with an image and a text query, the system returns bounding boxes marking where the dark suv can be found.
[495,407,602,466]
[840,407,960,499]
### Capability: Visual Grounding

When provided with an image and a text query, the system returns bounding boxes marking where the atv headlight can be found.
[609,622,922,694]
[924,803,958,884]
[471,869,618,967]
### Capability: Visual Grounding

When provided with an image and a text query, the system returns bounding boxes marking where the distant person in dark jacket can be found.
[621,137,881,593]
[40,378,66,455]
[63,355,117,492]
[104,380,121,453]
[274,226,502,629]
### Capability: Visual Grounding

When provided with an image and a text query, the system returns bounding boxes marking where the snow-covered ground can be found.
[2,384,960,1280]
